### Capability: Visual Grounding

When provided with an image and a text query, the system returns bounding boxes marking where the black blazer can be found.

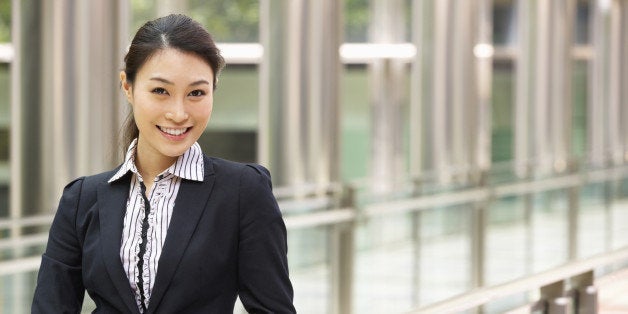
[32,157,295,313]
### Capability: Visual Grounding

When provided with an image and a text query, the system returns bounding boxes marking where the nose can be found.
[165,100,189,123]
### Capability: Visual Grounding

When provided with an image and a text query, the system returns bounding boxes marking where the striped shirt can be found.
[108,139,204,313]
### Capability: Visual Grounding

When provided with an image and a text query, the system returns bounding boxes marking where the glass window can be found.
[346,0,413,42]
[341,64,370,180]
[0,0,10,42]
[575,0,591,45]
[130,0,157,35]
[492,59,514,163]
[493,0,517,46]
[188,0,259,42]
[200,64,259,162]
[345,0,369,42]
[572,60,588,158]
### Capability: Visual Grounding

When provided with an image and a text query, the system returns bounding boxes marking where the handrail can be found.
[3,165,628,234]
[1,163,628,314]
[0,214,55,230]
[0,256,42,276]
[284,208,355,229]
[361,165,628,218]
[407,246,628,313]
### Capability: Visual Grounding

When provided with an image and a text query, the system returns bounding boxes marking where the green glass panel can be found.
[492,60,514,163]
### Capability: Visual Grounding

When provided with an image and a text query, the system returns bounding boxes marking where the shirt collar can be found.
[108,139,204,183]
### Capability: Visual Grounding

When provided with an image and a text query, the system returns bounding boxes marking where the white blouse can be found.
[108,139,204,312]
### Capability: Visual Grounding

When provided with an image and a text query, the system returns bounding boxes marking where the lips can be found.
[158,126,190,136]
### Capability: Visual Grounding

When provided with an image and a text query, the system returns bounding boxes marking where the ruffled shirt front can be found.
[108,139,204,312]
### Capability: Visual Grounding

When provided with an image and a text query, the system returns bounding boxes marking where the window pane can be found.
[345,0,369,42]
[493,0,517,46]
[130,0,157,35]
[492,59,514,162]
[0,1,10,42]
[188,0,259,42]
[201,64,258,162]
[342,65,370,180]
[575,0,591,45]
[572,60,588,158]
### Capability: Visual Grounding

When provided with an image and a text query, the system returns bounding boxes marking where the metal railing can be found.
[408,247,628,313]
[1,163,628,313]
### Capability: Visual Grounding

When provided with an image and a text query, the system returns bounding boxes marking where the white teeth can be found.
[160,127,188,136]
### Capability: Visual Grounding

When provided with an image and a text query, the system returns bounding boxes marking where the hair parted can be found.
[120,14,225,153]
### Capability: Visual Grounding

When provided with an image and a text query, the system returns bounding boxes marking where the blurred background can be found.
[1,0,628,313]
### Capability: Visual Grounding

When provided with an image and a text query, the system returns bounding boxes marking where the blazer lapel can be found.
[98,174,141,314]
[147,157,216,313]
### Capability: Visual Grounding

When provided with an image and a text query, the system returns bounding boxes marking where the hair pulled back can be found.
[121,14,225,152]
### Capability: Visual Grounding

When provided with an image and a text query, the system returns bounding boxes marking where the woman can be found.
[32,14,295,313]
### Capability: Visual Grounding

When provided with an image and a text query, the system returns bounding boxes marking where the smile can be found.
[158,126,190,136]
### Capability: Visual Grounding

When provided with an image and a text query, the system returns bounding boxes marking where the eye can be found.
[152,87,168,95]
[188,90,206,97]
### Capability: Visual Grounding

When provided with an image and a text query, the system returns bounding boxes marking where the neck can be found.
[134,140,177,182]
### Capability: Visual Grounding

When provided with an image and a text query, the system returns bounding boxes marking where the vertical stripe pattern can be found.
[108,139,204,313]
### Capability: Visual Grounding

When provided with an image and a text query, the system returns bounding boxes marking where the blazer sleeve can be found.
[237,164,296,314]
[32,178,86,314]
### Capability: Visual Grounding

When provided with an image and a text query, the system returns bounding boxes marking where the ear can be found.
[119,71,133,103]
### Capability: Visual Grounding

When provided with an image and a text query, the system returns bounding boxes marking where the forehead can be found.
[137,48,214,81]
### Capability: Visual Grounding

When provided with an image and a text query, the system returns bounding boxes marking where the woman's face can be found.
[121,48,214,166]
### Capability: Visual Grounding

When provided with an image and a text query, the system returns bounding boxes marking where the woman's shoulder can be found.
[208,156,270,177]
[207,157,273,188]
[61,166,122,193]
[83,167,122,185]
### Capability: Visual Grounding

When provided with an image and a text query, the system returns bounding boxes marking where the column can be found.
[623,1,628,163]
[589,0,612,167]
[259,0,341,188]
[38,0,129,210]
[608,0,624,165]
[10,0,44,218]
[515,0,532,177]
[550,0,576,172]
[369,0,406,192]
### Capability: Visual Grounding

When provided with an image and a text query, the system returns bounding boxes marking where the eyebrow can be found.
[149,77,211,87]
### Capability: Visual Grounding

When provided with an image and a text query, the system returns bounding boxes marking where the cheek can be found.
[197,102,213,120]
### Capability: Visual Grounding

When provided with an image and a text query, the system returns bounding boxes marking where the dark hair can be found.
[120,14,225,152]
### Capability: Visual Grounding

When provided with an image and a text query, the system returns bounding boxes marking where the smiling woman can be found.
[31,14,296,314]
[120,48,215,190]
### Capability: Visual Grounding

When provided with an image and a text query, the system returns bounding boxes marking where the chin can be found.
[160,145,191,158]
